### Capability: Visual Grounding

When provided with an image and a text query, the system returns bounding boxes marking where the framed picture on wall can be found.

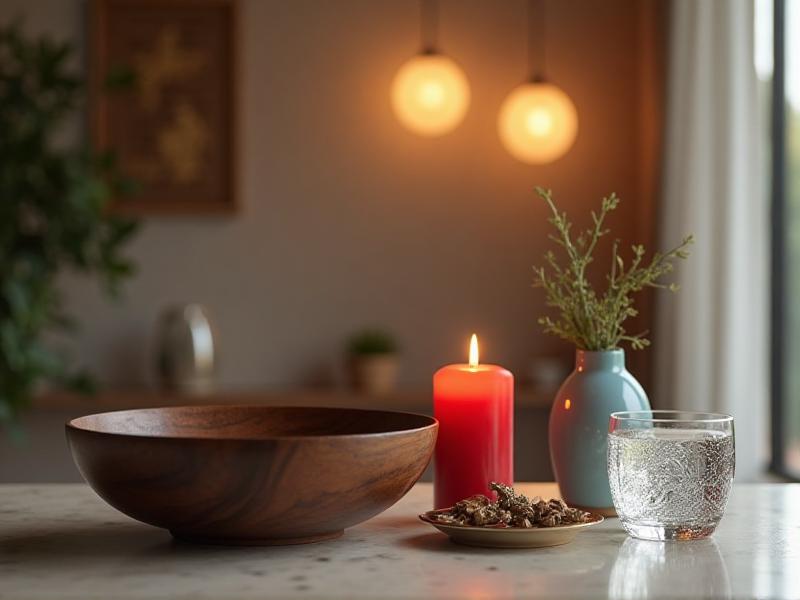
[90,0,237,214]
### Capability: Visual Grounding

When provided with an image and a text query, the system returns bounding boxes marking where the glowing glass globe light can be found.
[391,54,470,136]
[497,82,578,164]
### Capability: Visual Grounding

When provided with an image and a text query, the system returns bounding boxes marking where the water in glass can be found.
[608,411,735,541]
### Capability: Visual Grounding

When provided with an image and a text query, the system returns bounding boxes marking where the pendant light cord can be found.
[527,0,547,82]
[421,0,439,54]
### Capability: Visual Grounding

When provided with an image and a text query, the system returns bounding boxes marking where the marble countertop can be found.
[1,482,798,599]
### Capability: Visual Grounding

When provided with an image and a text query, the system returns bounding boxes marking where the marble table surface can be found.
[1,482,798,599]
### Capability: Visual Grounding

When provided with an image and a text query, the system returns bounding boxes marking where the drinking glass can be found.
[607,410,735,541]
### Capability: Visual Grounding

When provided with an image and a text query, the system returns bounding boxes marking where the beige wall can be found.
[2,0,662,390]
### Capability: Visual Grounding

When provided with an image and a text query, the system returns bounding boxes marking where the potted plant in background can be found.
[347,329,400,396]
[533,187,692,515]
[0,24,139,423]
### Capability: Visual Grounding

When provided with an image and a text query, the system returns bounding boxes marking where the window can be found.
[771,0,800,479]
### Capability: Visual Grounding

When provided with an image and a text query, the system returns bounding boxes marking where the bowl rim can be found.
[66,404,439,441]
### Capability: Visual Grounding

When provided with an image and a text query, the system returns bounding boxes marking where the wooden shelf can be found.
[32,386,554,413]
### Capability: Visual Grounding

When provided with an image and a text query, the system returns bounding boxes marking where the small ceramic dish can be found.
[419,510,604,548]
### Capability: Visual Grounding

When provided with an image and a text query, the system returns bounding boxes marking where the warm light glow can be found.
[525,107,554,136]
[564,398,571,410]
[391,54,470,136]
[468,334,479,368]
[498,82,578,164]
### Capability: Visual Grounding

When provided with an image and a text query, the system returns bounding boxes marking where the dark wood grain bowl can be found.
[66,405,437,545]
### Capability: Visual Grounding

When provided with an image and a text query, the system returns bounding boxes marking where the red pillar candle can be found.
[433,334,514,509]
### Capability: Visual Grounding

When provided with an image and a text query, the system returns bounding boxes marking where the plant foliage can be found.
[347,329,398,356]
[0,23,139,420]
[533,187,693,351]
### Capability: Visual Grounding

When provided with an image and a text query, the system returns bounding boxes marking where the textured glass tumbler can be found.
[608,411,735,541]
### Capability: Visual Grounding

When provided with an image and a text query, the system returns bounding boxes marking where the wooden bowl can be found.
[66,405,437,545]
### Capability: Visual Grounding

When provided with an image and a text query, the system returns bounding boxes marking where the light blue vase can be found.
[549,349,649,514]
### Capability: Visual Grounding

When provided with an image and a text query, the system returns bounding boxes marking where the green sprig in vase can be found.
[531,187,692,514]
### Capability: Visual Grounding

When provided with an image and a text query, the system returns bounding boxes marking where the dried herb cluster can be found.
[533,187,693,351]
[432,482,592,528]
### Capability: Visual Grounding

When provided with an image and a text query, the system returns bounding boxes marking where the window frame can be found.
[769,0,797,480]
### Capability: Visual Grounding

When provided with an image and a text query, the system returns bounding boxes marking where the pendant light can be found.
[391,0,470,137]
[498,0,578,164]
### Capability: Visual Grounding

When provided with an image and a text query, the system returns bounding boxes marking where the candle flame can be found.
[468,334,479,368]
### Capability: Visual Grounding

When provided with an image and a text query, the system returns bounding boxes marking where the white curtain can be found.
[655,0,769,481]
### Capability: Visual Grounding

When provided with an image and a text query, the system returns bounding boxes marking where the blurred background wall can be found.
[0,0,663,391]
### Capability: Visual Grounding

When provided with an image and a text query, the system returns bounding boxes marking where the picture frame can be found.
[90,0,237,214]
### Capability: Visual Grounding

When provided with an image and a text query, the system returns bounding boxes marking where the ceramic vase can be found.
[549,349,649,515]
[156,304,216,395]
[349,355,399,396]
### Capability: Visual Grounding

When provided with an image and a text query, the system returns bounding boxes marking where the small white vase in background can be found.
[156,304,216,395]
[526,355,569,390]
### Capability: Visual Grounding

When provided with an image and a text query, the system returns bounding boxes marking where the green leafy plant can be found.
[347,329,398,356]
[533,187,693,351]
[0,24,139,420]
